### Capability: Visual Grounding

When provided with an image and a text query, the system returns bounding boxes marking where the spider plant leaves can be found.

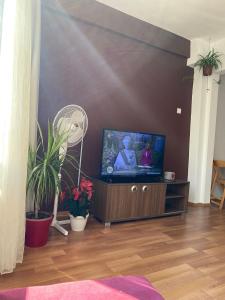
[194,48,223,71]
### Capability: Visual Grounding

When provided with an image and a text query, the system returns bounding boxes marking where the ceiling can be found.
[97,0,225,41]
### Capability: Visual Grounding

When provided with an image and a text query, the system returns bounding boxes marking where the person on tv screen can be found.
[114,135,137,171]
[140,143,152,166]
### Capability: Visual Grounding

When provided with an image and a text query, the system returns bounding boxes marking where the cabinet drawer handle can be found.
[131,185,138,192]
[142,185,148,192]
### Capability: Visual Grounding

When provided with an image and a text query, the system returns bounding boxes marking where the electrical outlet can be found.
[177,108,182,114]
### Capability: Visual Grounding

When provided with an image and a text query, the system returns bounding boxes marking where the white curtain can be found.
[0,1,3,45]
[0,0,40,274]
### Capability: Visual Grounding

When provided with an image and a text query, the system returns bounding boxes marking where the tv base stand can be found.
[93,179,189,225]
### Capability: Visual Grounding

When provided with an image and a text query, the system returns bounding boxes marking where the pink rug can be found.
[0,275,164,299]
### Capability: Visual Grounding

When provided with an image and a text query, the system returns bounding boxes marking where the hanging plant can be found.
[194,49,223,76]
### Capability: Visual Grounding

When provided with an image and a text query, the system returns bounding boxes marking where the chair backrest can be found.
[214,160,225,168]
[211,160,225,195]
[211,160,225,208]
[213,160,225,184]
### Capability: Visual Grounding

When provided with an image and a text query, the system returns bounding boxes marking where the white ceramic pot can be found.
[69,214,89,232]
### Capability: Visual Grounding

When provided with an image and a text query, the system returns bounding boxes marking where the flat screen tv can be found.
[100,129,166,182]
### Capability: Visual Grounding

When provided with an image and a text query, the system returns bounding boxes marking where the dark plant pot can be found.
[203,65,213,76]
[25,212,53,248]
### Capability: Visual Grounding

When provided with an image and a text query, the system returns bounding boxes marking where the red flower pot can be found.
[25,212,53,247]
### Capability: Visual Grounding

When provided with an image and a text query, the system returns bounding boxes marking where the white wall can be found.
[188,37,225,69]
[214,74,225,160]
[187,38,221,203]
[187,38,212,66]
[213,38,225,71]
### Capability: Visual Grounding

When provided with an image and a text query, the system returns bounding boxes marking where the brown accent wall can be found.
[39,0,193,179]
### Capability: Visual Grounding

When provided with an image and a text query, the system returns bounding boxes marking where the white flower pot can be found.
[69,214,89,232]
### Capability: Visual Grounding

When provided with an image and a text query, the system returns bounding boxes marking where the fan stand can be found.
[77,128,84,186]
[51,125,85,236]
[51,173,70,236]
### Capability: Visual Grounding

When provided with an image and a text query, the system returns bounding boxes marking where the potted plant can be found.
[26,122,73,247]
[61,177,93,232]
[194,48,223,76]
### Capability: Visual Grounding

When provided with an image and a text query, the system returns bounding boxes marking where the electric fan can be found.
[51,105,88,235]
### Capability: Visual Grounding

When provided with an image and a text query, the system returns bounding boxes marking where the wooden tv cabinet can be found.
[93,179,189,226]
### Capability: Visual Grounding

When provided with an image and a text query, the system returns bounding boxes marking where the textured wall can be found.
[39,0,193,179]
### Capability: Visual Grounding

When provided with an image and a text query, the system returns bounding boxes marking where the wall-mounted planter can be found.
[203,65,213,76]
[194,49,222,77]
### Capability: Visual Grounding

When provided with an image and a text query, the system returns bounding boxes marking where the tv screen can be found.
[100,129,165,179]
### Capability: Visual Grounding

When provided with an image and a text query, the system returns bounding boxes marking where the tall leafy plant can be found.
[27,122,76,219]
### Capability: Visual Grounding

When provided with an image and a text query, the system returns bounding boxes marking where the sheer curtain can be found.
[0,0,40,274]
[0,1,3,45]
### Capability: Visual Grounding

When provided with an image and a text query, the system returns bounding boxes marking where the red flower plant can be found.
[72,187,80,201]
[61,177,94,218]
[80,178,93,199]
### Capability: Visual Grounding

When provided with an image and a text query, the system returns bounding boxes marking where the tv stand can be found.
[93,179,189,227]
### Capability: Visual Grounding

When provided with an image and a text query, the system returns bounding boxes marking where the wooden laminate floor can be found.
[1,207,225,299]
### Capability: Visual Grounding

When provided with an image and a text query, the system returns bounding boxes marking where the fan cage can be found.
[53,105,88,147]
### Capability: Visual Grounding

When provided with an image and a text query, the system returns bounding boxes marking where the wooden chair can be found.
[211,160,225,209]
